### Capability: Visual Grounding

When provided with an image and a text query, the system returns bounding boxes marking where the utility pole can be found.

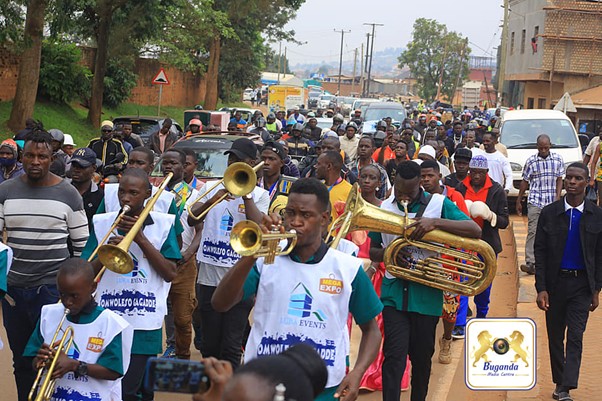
[352,48,358,94]
[359,44,365,95]
[362,34,371,96]
[498,0,509,106]
[277,41,282,85]
[284,46,288,78]
[335,29,351,95]
[451,40,468,106]
[364,23,383,97]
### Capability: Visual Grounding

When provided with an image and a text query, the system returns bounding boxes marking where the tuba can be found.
[334,184,496,296]
[28,308,74,401]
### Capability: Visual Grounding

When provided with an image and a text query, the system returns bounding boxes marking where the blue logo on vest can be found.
[288,283,326,322]
[220,210,234,236]
[118,253,147,283]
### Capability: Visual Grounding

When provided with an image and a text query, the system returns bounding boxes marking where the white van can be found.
[500,110,582,198]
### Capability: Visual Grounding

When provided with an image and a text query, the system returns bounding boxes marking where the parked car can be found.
[112,116,183,146]
[318,94,335,109]
[150,132,261,183]
[359,103,407,134]
[500,109,583,198]
[308,91,322,109]
[243,88,254,101]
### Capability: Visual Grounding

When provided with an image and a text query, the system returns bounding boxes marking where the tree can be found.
[398,18,470,102]
[7,0,48,131]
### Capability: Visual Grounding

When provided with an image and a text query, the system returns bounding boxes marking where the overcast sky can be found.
[278,0,504,66]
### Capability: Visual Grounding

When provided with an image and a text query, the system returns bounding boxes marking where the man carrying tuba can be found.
[369,161,481,401]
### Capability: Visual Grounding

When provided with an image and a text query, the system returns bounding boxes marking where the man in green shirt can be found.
[369,161,481,401]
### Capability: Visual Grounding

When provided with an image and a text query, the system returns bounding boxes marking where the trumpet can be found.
[29,308,74,401]
[187,161,264,221]
[230,220,297,264]
[334,184,497,296]
[93,172,173,279]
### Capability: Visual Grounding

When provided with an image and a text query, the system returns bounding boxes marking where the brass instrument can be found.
[29,308,75,401]
[334,184,497,296]
[187,161,265,221]
[230,220,297,264]
[94,172,174,278]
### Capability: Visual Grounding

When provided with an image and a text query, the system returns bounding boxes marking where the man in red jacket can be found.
[420,159,470,363]
[453,155,509,339]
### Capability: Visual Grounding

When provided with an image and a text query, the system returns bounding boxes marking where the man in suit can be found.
[535,162,602,401]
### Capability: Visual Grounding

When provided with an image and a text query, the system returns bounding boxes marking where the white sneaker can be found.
[438,336,452,364]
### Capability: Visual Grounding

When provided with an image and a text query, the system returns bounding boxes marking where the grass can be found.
[0,99,248,146]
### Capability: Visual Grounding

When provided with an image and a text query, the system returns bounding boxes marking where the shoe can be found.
[557,392,573,401]
[520,263,535,275]
[162,344,176,358]
[438,336,452,364]
[451,326,465,340]
[553,385,561,400]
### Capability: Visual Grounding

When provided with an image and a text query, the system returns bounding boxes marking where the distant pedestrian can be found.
[516,135,564,275]
[535,162,602,401]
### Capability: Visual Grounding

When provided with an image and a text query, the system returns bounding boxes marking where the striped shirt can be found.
[0,178,89,287]
[522,152,565,209]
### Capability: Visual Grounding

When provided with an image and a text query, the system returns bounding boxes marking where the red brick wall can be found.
[0,46,206,107]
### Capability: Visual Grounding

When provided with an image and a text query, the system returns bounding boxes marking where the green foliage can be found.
[102,58,138,108]
[0,0,25,45]
[399,18,471,102]
[38,40,92,104]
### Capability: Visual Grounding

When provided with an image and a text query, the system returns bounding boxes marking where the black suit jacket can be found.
[534,198,602,295]
[455,180,509,254]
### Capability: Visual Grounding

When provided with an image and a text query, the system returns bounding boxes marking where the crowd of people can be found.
[0,102,600,401]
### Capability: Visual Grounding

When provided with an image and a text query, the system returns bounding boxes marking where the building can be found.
[502,0,602,110]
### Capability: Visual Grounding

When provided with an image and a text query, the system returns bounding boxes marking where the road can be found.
[1,214,587,401]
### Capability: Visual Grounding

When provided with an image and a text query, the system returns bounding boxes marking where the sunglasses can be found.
[102,129,112,133]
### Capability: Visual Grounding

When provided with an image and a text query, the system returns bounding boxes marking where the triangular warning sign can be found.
[152,68,170,85]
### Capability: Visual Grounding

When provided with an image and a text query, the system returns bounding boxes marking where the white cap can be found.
[418,145,436,159]
[63,134,76,147]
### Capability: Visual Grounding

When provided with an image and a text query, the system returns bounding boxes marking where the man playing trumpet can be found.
[82,168,181,401]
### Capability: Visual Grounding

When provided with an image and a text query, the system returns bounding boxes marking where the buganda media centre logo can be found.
[465,318,536,390]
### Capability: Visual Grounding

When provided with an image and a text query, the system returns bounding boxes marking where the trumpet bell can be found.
[97,244,134,274]
[230,220,263,256]
[223,162,261,197]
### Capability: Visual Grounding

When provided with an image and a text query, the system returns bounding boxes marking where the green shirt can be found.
[23,305,125,375]
[369,192,470,317]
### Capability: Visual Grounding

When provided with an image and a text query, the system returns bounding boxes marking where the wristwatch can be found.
[243,194,253,200]
[74,361,88,378]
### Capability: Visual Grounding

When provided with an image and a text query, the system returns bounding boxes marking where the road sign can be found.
[152,68,170,85]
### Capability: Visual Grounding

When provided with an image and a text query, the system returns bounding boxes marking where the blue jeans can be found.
[456,283,493,327]
[2,284,59,401]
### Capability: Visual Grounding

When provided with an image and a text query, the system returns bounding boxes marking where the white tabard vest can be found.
[93,211,174,331]
[380,193,445,280]
[245,248,362,388]
[40,303,133,401]
[196,183,269,268]
[103,183,175,213]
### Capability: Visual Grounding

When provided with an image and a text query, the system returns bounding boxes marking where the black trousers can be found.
[382,306,439,401]
[198,284,253,368]
[545,272,592,391]
[122,354,154,401]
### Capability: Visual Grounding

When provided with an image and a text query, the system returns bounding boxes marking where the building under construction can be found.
[503,0,602,112]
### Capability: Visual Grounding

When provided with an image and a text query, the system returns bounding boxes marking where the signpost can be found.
[152,68,170,115]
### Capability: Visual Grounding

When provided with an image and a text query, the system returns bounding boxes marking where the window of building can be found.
[538,98,547,109]
[521,29,526,54]
[534,26,539,37]
[527,97,535,109]
[511,32,515,55]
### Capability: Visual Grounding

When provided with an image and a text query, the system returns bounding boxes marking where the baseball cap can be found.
[63,134,76,147]
[189,119,202,127]
[454,147,473,161]
[262,141,285,160]
[101,120,114,129]
[71,147,100,168]
[224,138,258,160]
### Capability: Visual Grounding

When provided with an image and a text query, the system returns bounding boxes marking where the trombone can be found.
[28,308,74,401]
[92,172,173,281]
[230,220,297,264]
[187,161,264,221]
